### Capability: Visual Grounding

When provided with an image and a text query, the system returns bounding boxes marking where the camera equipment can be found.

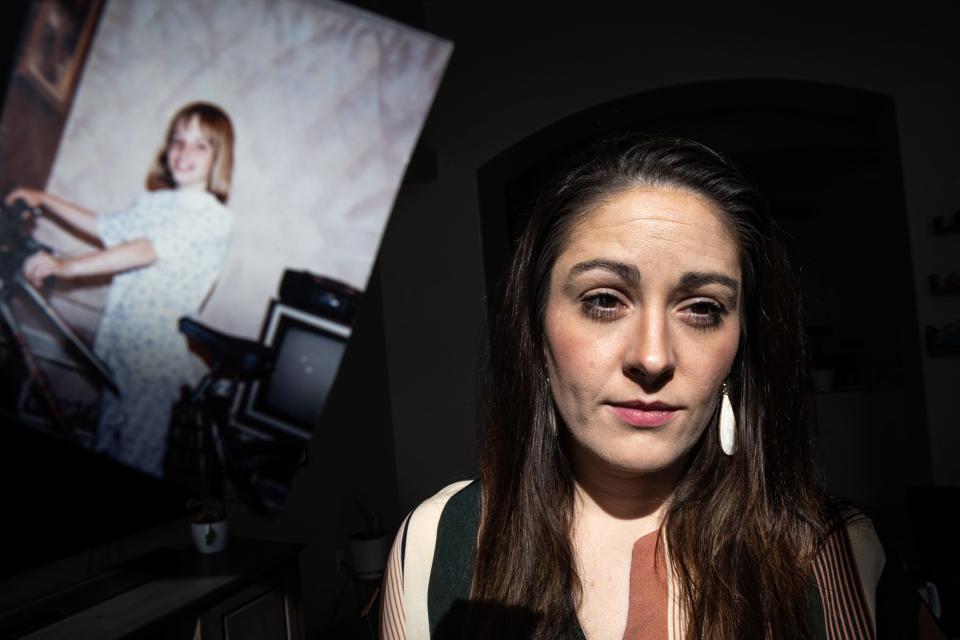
[169,316,305,517]
[235,271,358,441]
[170,272,360,516]
[0,198,117,441]
[278,270,361,324]
[235,299,350,441]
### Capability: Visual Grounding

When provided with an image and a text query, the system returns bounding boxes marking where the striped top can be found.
[380,481,942,639]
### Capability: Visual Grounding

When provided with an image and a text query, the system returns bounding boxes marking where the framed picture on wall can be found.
[18,0,103,110]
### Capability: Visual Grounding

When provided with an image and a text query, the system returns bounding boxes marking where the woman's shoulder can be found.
[811,505,887,637]
[820,505,885,588]
[381,480,478,640]
[403,479,478,554]
[840,508,886,597]
[816,506,947,638]
[413,480,478,515]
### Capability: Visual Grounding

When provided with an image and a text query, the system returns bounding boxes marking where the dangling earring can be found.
[544,367,557,438]
[545,376,558,437]
[719,383,736,456]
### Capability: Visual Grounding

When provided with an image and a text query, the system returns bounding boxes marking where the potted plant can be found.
[349,498,388,580]
[187,496,230,554]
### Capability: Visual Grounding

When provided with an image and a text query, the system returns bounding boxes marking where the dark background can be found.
[2,1,959,637]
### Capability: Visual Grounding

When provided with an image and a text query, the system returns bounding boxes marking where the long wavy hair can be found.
[146,101,234,203]
[472,135,833,638]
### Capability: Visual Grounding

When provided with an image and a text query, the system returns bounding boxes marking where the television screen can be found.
[240,301,350,440]
[0,0,450,516]
[264,326,345,427]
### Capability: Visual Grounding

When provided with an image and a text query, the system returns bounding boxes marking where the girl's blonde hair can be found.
[146,102,234,203]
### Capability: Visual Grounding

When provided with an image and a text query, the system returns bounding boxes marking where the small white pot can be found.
[191,519,230,554]
[349,534,388,580]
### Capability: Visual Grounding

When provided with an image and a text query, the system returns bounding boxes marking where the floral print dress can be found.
[93,189,233,477]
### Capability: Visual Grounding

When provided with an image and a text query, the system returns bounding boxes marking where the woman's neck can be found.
[570,443,685,531]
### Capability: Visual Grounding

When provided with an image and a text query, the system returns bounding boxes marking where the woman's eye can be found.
[683,300,727,328]
[580,292,624,320]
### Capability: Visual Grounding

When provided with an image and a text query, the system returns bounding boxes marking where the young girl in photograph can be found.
[6,102,235,478]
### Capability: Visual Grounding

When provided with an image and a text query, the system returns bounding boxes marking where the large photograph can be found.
[0,0,450,513]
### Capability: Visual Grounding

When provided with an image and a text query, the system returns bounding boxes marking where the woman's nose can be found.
[623,311,676,386]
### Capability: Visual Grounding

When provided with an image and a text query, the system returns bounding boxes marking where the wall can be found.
[381,2,960,513]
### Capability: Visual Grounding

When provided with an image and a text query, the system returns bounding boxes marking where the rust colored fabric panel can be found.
[621,531,668,640]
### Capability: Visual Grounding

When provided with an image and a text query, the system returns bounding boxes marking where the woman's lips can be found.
[608,402,679,428]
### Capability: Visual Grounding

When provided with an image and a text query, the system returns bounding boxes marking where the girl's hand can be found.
[5,187,45,209]
[23,251,62,287]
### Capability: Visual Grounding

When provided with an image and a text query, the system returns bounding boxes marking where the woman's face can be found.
[543,186,742,478]
[167,115,215,192]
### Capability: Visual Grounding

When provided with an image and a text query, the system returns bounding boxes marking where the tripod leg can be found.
[0,298,76,443]
[14,274,118,394]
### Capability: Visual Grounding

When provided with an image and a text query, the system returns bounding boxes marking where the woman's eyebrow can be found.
[678,271,739,296]
[564,262,738,296]
[567,259,641,285]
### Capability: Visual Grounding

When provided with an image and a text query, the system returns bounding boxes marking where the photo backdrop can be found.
[43,0,451,338]
[0,0,450,487]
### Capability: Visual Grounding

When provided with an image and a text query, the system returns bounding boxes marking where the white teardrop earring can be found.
[719,383,736,456]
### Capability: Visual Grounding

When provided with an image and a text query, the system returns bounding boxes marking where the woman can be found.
[380,135,941,639]
[7,102,235,478]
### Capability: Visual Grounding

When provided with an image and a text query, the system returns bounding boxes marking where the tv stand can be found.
[3,539,303,639]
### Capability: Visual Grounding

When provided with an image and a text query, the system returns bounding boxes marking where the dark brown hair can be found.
[146,101,234,203]
[473,135,832,638]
